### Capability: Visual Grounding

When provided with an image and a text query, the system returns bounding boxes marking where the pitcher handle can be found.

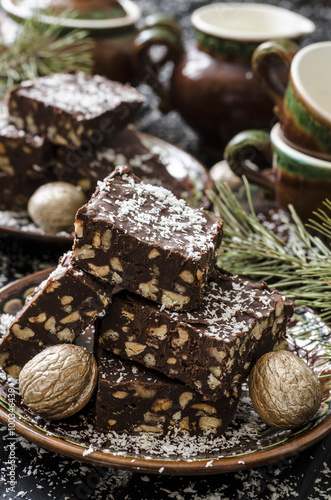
[224,130,275,194]
[252,39,300,109]
[133,13,184,112]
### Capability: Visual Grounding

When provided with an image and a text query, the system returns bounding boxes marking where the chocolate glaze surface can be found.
[7,71,145,148]
[99,269,294,400]
[72,167,223,310]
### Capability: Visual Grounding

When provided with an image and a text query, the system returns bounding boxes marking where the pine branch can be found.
[289,312,331,375]
[209,180,331,321]
[0,14,94,96]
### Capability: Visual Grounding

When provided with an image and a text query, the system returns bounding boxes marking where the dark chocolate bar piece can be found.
[0,163,96,212]
[0,169,58,211]
[99,269,293,400]
[52,161,97,200]
[0,100,53,176]
[56,125,187,200]
[95,348,240,436]
[72,167,223,311]
[7,72,145,149]
[0,253,113,377]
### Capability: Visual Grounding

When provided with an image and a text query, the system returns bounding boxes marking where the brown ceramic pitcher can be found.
[133,3,315,155]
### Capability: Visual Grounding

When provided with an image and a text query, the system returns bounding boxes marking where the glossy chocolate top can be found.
[83,167,223,260]
[171,269,291,338]
[11,72,145,120]
[125,269,292,341]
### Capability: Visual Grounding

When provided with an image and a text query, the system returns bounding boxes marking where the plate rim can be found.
[0,402,330,475]
[0,268,330,476]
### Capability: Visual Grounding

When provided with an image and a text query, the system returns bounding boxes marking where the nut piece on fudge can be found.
[0,253,113,377]
[95,348,240,436]
[99,269,294,401]
[0,100,54,176]
[72,167,223,311]
[7,71,145,149]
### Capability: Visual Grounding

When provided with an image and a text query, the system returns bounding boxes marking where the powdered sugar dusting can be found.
[96,173,221,260]
[92,148,154,175]
[169,273,286,340]
[0,100,44,145]
[0,312,330,479]
[15,72,144,120]
[0,313,268,460]
[0,211,45,233]
[47,392,266,461]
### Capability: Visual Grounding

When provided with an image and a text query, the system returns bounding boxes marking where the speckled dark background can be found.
[0,1,331,499]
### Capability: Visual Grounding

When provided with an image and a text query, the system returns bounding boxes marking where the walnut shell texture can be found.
[18,344,98,420]
[249,350,322,429]
[28,182,86,234]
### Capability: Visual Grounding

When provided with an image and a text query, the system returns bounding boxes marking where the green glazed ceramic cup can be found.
[224,123,331,220]
[253,41,331,160]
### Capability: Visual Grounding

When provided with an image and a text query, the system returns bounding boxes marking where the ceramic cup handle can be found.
[252,39,300,108]
[133,13,184,112]
[224,130,275,194]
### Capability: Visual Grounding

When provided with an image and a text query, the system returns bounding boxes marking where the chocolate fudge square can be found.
[7,71,145,149]
[0,253,113,377]
[56,125,188,200]
[99,269,294,401]
[0,166,58,211]
[52,161,97,200]
[72,167,223,311]
[0,162,93,212]
[0,100,53,176]
[95,348,240,436]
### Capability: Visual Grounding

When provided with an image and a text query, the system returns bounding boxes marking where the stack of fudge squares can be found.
[0,71,186,214]
[0,165,294,437]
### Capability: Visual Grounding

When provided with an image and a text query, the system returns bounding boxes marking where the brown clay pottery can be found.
[2,0,141,83]
[133,3,315,155]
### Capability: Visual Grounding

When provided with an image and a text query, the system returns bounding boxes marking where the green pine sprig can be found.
[0,14,94,96]
[209,179,331,321]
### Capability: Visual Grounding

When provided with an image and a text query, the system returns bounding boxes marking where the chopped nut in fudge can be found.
[95,348,240,436]
[7,71,145,149]
[72,167,223,311]
[0,100,54,176]
[99,269,294,401]
[0,253,113,377]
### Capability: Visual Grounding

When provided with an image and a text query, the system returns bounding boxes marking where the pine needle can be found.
[209,181,331,321]
[0,13,94,96]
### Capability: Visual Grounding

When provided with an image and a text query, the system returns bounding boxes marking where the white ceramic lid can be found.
[191,3,315,42]
[2,0,141,30]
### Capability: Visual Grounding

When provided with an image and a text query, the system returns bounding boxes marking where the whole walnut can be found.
[28,182,86,234]
[18,344,98,420]
[249,350,322,429]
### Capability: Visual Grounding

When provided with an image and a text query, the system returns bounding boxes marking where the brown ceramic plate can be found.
[0,132,214,246]
[0,269,330,476]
